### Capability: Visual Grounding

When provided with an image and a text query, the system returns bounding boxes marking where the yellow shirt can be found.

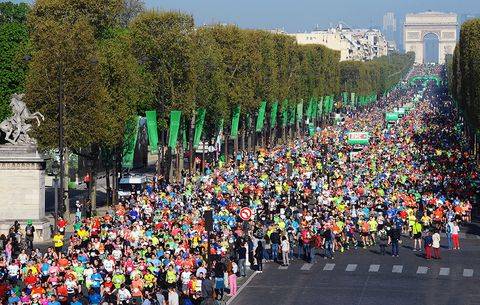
[53,234,63,247]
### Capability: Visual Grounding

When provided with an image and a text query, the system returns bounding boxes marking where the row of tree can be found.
[449,18,480,156]
[0,1,414,209]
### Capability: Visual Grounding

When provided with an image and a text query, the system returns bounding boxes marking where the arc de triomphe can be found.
[404,12,457,64]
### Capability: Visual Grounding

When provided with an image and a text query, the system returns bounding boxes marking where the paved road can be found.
[230,230,480,305]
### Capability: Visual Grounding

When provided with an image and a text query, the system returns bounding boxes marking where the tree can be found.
[130,11,196,125]
[0,2,30,121]
[119,0,145,28]
[26,0,153,209]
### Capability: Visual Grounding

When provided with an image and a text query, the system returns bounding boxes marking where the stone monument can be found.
[0,93,50,241]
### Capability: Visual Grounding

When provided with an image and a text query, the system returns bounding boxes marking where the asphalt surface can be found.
[230,228,480,305]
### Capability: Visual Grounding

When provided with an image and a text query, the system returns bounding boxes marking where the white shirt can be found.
[281,240,289,252]
[7,264,19,276]
[432,233,441,248]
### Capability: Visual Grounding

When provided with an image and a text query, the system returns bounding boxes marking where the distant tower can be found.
[383,12,397,51]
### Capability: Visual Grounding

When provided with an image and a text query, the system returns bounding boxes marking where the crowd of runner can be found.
[0,64,477,305]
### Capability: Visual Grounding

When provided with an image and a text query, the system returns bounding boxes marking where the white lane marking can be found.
[346,264,357,272]
[439,268,450,276]
[417,266,428,274]
[278,265,289,270]
[301,263,313,270]
[392,265,403,273]
[369,264,380,272]
[323,263,335,271]
[463,269,474,277]
[225,271,259,305]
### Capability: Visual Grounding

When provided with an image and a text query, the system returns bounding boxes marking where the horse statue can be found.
[0,93,44,145]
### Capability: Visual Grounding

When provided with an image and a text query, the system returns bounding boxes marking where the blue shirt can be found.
[91,273,103,288]
[88,293,102,304]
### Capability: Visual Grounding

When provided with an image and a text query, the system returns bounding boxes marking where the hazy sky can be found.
[144,0,480,31]
[10,0,480,32]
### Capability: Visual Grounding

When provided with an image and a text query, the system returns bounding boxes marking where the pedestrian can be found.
[24,220,35,252]
[445,221,453,250]
[52,231,64,254]
[423,230,433,259]
[432,230,441,259]
[270,229,280,263]
[255,241,264,272]
[226,259,238,296]
[388,224,401,257]
[451,221,460,250]
[323,226,333,259]
[377,227,388,255]
[412,220,422,251]
[237,243,247,277]
[281,236,290,266]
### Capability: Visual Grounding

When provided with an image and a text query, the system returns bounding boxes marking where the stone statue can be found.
[0,93,44,145]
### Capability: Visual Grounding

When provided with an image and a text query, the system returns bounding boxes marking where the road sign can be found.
[239,207,253,221]
[346,132,370,145]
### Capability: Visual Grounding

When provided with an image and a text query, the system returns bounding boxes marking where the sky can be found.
[145,0,480,32]
[9,0,480,32]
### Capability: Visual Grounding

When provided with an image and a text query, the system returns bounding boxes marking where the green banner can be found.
[281,100,288,127]
[122,116,140,169]
[270,101,278,128]
[385,112,399,122]
[318,97,323,116]
[255,101,267,132]
[342,92,348,104]
[296,102,303,123]
[193,108,206,148]
[145,110,158,154]
[351,93,356,106]
[230,105,241,139]
[289,105,296,126]
[168,110,182,149]
[306,99,313,120]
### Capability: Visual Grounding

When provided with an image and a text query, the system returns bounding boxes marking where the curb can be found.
[225,270,259,305]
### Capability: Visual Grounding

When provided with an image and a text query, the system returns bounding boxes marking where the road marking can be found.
[323,263,335,271]
[392,265,403,273]
[463,269,474,277]
[278,265,289,270]
[346,264,357,272]
[417,266,428,274]
[225,271,259,305]
[369,264,380,272]
[439,268,450,276]
[301,263,313,270]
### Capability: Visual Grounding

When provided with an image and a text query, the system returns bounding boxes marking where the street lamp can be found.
[51,160,60,234]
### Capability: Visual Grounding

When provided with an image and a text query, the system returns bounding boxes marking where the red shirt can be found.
[24,275,37,286]
[58,219,67,229]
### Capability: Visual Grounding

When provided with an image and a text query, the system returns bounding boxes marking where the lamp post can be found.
[51,161,60,234]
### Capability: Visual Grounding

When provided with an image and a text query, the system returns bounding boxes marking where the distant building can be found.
[383,12,397,52]
[289,24,388,61]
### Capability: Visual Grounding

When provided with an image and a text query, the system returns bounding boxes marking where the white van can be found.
[117,175,148,199]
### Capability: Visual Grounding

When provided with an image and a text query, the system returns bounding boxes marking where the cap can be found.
[27,220,32,225]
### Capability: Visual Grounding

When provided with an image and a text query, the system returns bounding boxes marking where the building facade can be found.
[289,25,388,61]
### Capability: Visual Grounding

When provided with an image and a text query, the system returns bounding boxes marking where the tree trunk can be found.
[189,112,196,173]
[112,147,119,204]
[105,168,111,206]
[234,136,238,167]
[63,148,70,216]
[178,144,183,182]
[224,134,228,164]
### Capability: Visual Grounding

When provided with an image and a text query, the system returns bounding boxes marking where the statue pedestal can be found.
[0,145,50,242]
